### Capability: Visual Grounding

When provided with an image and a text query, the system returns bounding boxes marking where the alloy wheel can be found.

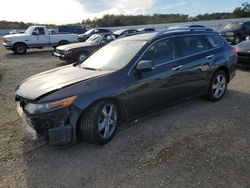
[212,74,226,98]
[98,104,117,139]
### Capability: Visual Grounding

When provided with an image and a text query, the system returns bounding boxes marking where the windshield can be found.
[224,23,242,30]
[81,40,146,71]
[86,34,102,44]
[25,27,34,34]
[84,29,94,35]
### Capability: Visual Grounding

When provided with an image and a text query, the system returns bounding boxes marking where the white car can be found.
[3,26,78,54]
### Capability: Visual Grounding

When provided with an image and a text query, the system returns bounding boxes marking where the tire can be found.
[80,100,118,145]
[207,70,227,101]
[13,43,27,54]
[58,40,69,46]
[77,52,88,63]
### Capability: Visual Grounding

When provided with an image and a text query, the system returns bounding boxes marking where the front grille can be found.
[237,52,250,58]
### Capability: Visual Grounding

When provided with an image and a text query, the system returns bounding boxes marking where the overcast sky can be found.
[0,0,245,24]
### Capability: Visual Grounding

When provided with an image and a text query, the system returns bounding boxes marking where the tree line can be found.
[0,2,249,29]
[83,2,250,27]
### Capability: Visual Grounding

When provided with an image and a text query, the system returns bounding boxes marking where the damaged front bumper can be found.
[16,101,81,146]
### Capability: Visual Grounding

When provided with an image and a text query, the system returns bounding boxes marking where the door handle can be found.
[172,65,183,71]
[206,55,214,60]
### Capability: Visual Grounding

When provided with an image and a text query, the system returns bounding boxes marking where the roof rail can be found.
[156,27,213,37]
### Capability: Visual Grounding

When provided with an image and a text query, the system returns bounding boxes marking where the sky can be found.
[0,0,245,24]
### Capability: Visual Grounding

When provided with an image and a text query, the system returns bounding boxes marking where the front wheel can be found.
[77,52,88,63]
[80,100,118,145]
[13,43,27,54]
[207,71,227,101]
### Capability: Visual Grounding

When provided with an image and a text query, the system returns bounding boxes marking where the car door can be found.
[172,34,213,99]
[127,37,183,116]
[30,27,49,46]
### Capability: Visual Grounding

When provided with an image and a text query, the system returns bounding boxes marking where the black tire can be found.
[58,40,69,46]
[207,70,228,102]
[13,43,27,54]
[80,100,118,145]
[77,52,88,63]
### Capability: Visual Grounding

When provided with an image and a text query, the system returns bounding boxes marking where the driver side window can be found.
[141,38,177,66]
[33,27,45,35]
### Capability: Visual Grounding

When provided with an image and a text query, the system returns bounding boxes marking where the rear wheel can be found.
[13,43,27,54]
[58,40,69,46]
[80,100,118,145]
[207,71,227,101]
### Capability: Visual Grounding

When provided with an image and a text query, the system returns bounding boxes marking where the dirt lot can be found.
[0,38,249,188]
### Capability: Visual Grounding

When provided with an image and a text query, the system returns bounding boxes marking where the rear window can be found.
[205,35,222,48]
[179,35,208,56]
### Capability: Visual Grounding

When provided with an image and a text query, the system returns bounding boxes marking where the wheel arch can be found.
[13,42,27,48]
[215,66,230,83]
[76,97,128,128]
[58,40,69,46]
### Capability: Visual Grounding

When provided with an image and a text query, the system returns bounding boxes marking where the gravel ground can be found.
[0,38,249,188]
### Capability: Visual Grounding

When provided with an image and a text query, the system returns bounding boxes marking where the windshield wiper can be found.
[82,67,102,71]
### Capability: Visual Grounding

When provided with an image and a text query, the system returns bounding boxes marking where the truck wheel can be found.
[14,43,27,54]
[78,52,88,63]
[58,40,69,46]
[206,70,227,102]
[80,100,118,145]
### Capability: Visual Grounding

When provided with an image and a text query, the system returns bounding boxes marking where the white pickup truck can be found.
[3,26,79,54]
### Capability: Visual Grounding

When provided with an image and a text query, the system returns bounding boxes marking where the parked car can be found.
[220,22,250,44]
[235,38,250,67]
[58,25,86,34]
[117,31,144,39]
[53,33,116,63]
[113,29,139,37]
[78,28,111,42]
[15,29,237,146]
[3,26,78,54]
[137,28,156,32]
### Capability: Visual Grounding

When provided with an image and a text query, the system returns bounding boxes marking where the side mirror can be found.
[136,60,155,72]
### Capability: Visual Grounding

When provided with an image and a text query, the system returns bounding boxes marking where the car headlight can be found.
[64,50,73,55]
[4,38,11,43]
[25,96,77,114]
[226,32,234,36]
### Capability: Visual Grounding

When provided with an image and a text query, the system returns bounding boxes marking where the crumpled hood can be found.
[16,65,111,100]
[56,42,96,51]
[235,40,250,52]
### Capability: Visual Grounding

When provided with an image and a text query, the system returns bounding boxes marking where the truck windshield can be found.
[224,23,242,30]
[81,40,146,71]
[25,27,34,34]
